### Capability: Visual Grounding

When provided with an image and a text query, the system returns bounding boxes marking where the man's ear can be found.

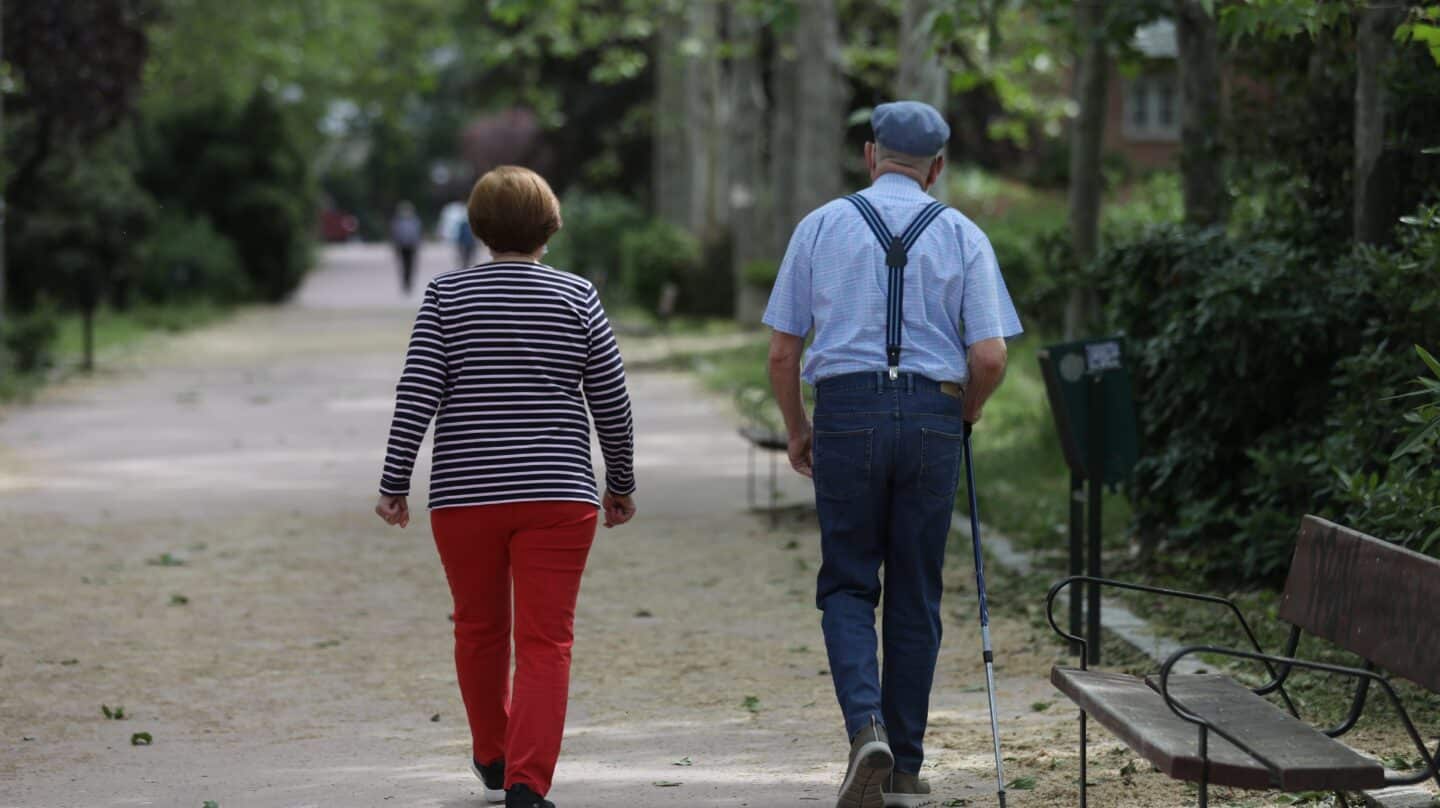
[864,142,876,177]
[928,154,946,188]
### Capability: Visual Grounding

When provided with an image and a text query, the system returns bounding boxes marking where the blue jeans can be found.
[812,371,966,776]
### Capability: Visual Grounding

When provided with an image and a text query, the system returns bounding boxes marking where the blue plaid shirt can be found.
[763,173,1023,385]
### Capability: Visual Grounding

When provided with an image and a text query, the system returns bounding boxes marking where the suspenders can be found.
[842,194,948,380]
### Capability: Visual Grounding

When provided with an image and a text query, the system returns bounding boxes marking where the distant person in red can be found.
[390,201,423,294]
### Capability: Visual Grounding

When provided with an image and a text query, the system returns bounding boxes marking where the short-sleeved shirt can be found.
[762,173,1023,385]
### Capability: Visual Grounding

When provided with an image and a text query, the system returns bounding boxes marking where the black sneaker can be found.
[470,757,505,804]
[837,717,894,808]
[505,783,555,808]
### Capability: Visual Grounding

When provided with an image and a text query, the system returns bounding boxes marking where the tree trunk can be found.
[788,0,848,222]
[1064,0,1108,339]
[728,6,770,325]
[768,31,799,261]
[1354,4,1405,245]
[897,0,949,203]
[0,0,7,327]
[682,0,726,239]
[1175,0,1225,227]
[652,8,690,226]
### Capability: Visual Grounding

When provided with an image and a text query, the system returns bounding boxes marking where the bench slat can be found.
[1144,673,1385,792]
[1280,516,1440,695]
[1052,666,1385,791]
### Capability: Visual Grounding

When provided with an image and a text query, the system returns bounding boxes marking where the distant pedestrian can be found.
[763,101,1022,808]
[440,200,479,267]
[456,212,478,267]
[374,166,637,808]
[390,201,423,294]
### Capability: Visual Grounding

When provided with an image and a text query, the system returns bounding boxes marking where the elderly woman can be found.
[375,166,637,808]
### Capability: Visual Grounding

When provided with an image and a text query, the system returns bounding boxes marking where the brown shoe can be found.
[883,771,937,808]
[837,718,894,808]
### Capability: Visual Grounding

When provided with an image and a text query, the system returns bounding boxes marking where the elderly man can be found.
[763,101,1021,808]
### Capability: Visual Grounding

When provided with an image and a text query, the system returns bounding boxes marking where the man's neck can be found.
[873,169,926,190]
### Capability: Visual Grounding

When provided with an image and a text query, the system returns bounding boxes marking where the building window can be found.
[1123,72,1181,142]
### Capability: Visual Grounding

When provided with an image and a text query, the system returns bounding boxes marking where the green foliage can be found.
[949,167,1069,326]
[619,219,702,312]
[0,306,60,374]
[922,0,1169,151]
[545,191,648,282]
[1396,4,1440,66]
[134,214,251,304]
[1219,0,1354,41]
[1394,345,1440,457]
[741,259,780,290]
[136,90,315,302]
[1225,12,1440,249]
[1096,205,1440,579]
[6,134,157,313]
[1104,172,1184,242]
[142,0,452,116]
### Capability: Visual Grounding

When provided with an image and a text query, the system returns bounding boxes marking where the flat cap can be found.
[872,101,950,157]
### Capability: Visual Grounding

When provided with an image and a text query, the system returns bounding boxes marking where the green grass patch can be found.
[52,302,230,358]
[959,335,1132,555]
[608,307,743,339]
[2,302,231,402]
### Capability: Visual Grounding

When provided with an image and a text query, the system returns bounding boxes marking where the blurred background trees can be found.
[2,0,1438,573]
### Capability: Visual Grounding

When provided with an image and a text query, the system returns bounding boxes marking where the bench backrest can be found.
[1279,515,1440,694]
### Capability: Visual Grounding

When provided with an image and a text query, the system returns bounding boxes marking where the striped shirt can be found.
[378,261,636,509]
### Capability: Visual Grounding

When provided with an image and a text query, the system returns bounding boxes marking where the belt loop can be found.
[908,374,915,393]
[874,371,882,394]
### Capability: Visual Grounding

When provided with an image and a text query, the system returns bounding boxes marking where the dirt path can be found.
[1,244,1139,807]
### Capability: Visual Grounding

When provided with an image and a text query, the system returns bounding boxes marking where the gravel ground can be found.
[0,244,1309,808]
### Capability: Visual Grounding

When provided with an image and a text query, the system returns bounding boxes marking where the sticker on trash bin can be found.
[1059,353,1086,382]
[1085,341,1122,372]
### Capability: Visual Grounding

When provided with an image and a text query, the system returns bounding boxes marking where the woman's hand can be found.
[602,491,636,528]
[375,494,410,528]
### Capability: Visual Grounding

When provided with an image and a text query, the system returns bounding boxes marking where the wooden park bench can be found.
[735,384,787,525]
[1044,515,1440,807]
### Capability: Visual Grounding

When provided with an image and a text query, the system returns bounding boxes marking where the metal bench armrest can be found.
[1159,645,1440,788]
[1043,576,1272,675]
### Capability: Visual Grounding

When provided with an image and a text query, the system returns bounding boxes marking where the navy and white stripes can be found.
[379,262,636,510]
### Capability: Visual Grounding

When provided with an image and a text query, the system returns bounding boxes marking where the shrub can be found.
[134,213,250,303]
[741,258,780,290]
[544,191,648,284]
[136,89,315,302]
[618,219,702,312]
[6,134,157,313]
[0,307,60,374]
[1096,205,1440,578]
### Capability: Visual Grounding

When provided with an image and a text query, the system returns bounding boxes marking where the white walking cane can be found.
[962,422,1008,807]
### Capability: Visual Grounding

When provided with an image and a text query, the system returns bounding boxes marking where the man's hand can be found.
[767,330,814,479]
[964,400,985,424]
[603,490,637,528]
[375,494,410,528]
[788,425,814,478]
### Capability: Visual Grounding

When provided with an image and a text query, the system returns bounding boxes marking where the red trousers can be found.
[430,501,597,797]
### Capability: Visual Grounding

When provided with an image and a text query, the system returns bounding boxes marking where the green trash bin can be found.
[1037,337,1139,486]
[1037,336,1139,664]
